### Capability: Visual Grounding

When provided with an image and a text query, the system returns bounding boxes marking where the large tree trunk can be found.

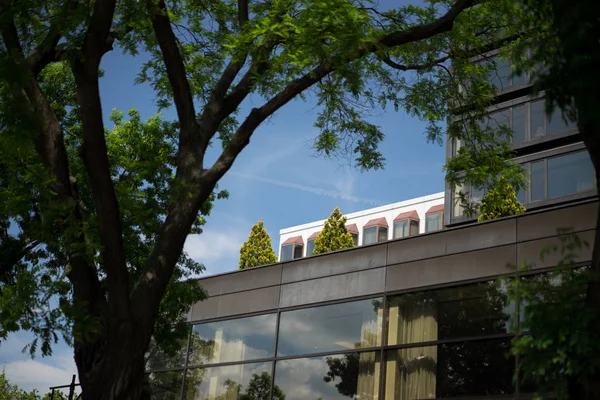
[75,321,152,400]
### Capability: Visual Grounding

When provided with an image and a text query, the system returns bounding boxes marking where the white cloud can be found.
[184,230,245,263]
[229,172,385,207]
[2,355,77,395]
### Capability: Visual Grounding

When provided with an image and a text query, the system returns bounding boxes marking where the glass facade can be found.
[452,150,595,218]
[364,226,388,245]
[281,244,303,261]
[146,276,543,400]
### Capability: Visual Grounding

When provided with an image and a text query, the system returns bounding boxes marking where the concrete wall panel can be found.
[189,286,280,322]
[281,245,386,284]
[386,245,517,292]
[197,264,282,297]
[517,202,597,242]
[517,229,594,270]
[279,267,385,308]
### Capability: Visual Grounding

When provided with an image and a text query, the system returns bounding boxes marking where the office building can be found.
[445,48,597,227]
[146,199,597,400]
[278,192,444,261]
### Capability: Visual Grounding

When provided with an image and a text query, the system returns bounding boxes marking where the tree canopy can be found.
[313,207,355,255]
[239,220,278,269]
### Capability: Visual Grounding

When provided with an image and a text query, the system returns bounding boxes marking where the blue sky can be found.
[1,9,446,393]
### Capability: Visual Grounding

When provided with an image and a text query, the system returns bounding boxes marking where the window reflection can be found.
[385,339,514,399]
[387,281,514,346]
[184,362,273,400]
[275,352,380,400]
[512,104,526,144]
[306,239,316,256]
[280,245,293,261]
[425,213,442,232]
[278,298,383,356]
[146,331,189,371]
[530,160,546,202]
[548,151,595,198]
[147,371,183,400]
[189,314,276,366]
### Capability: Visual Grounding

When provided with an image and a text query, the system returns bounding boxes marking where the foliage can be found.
[239,220,278,269]
[477,176,526,222]
[312,207,355,255]
[0,370,42,400]
[503,231,600,399]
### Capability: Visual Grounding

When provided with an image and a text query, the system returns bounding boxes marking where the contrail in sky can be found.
[230,172,386,207]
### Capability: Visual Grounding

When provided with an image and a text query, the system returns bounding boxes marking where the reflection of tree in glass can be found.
[146,370,183,400]
[187,331,219,366]
[188,372,284,400]
[323,353,359,398]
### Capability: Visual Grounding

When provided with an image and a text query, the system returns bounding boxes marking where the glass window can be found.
[387,281,514,346]
[512,63,527,86]
[384,339,514,399]
[548,151,595,198]
[378,226,388,242]
[512,104,527,144]
[293,245,303,259]
[184,362,272,400]
[486,56,510,90]
[394,220,409,239]
[275,352,381,400]
[530,160,546,201]
[425,213,442,232]
[146,333,189,371]
[147,371,183,400]
[530,100,545,139]
[410,220,419,236]
[277,298,383,356]
[351,232,359,246]
[280,244,293,261]
[547,108,577,136]
[306,239,316,256]
[189,314,277,366]
[363,227,377,245]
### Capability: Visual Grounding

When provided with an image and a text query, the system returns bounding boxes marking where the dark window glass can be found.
[546,108,572,136]
[277,298,383,356]
[184,362,272,400]
[280,244,293,261]
[378,226,388,242]
[512,104,527,144]
[425,213,442,232]
[363,227,377,245]
[410,220,420,236]
[394,220,409,239]
[293,244,303,259]
[548,151,595,199]
[486,56,510,90]
[146,333,189,371]
[384,339,514,399]
[275,352,380,400]
[147,371,183,400]
[189,314,276,365]
[530,100,545,139]
[351,233,359,246]
[306,240,316,256]
[387,281,514,345]
[512,64,527,86]
[531,160,546,201]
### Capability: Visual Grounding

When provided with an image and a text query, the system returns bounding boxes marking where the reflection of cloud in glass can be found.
[277,298,382,356]
[190,314,276,364]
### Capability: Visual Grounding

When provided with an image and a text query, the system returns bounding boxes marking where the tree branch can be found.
[72,0,131,319]
[238,0,249,27]
[0,12,105,320]
[382,54,451,71]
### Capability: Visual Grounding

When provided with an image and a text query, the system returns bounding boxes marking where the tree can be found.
[503,232,600,400]
[0,0,520,398]
[0,370,41,400]
[239,220,277,269]
[312,208,355,255]
[477,176,526,222]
